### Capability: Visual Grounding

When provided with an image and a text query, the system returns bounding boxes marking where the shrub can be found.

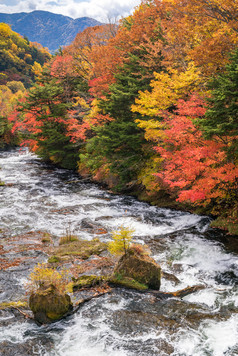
[28,263,73,294]
[108,226,134,256]
[59,227,79,245]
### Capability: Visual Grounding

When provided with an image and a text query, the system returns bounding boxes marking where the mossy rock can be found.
[73,275,106,290]
[113,250,161,290]
[53,238,107,260]
[29,285,73,324]
[109,275,148,290]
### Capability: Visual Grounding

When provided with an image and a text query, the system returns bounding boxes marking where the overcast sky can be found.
[0,0,142,22]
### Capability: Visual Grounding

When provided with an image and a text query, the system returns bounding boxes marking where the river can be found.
[0,148,237,356]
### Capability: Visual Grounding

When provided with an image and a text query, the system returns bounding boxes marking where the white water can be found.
[0,149,238,356]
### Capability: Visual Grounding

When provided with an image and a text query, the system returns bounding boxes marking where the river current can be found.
[0,149,237,356]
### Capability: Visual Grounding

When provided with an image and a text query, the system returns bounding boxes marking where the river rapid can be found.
[0,148,238,356]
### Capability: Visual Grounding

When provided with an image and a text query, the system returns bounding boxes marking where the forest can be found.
[1,0,238,235]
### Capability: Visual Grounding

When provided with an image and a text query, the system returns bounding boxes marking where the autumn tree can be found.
[15,60,83,168]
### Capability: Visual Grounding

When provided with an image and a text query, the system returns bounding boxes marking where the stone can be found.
[29,284,73,324]
[113,250,161,290]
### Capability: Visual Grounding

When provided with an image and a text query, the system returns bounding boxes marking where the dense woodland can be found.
[1,0,238,234]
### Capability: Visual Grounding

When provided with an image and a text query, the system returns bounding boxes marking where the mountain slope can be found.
[0,11,102,52]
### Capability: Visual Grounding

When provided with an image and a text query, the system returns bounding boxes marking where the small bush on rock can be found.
[28,263,73,294]
[108,226,134,256]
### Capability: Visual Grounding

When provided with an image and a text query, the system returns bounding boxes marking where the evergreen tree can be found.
[197,50,238,160]
[87,52,163,190]
[18,67,82,169]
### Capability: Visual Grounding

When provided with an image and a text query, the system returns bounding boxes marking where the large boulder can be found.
[113,250,161,290]
[29,284,73,324]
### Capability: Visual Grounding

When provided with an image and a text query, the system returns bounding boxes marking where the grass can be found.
[59,235,78,245]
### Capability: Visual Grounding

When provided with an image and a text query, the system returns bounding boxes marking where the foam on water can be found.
[175,314,238,356]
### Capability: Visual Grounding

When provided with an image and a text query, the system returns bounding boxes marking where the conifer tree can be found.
[197,50,238,160]
[18,67,81,168]
[88,51,163,189]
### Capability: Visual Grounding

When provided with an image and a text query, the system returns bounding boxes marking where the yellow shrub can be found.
[108,226,134,256]
[29,263,72,294]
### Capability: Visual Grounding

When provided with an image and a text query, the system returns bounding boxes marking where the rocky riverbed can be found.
[0,148,238,356]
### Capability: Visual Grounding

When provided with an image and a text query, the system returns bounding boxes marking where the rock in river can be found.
[29,284,73,324]
[112,249,161,290]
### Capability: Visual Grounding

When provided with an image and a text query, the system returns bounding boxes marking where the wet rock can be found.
[80,218,108,234]
[113,250,161,290]
[215,270,238,286]
[162,271,180,285]
[0,337,54,356]
[29,285,73,324]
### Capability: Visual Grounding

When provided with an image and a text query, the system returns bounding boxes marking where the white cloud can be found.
[0,0,142,22]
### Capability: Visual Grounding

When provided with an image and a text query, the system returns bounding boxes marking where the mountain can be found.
[0,10,102,53]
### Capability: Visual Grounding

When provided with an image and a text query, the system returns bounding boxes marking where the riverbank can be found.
[80,170,238,238]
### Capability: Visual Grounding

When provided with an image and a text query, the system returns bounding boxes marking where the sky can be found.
[0,0,142,22]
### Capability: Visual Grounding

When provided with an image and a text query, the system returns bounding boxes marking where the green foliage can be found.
[108,226,134,256]
[197,49,238,160]
[84,52,163,190]
[18,69,81,168]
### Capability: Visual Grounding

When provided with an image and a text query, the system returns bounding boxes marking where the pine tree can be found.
[88,52,163,189]
[18,68,80,169]
[197,50,238,160]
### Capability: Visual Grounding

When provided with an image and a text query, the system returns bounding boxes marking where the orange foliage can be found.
[155,95,238,206]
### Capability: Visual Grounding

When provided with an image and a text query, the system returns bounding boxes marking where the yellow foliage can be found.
[108,226,134,256]
[29,263,72,294]
[0,23,11,38]
[136,119,166,142]
[132,62,201,116]
[31,61,43,78]
[137,155,163,194]
[73,96,89,109]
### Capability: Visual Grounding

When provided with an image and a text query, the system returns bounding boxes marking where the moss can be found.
[0,300,28,310]
[48,255,61,263]
[72,275,106,290]
[29,284,73,324]
[210,217,238,236]
[114,251,161,290]
[41,232,52,243]
[0,180,5,186]
[53,238,107,260]
[109,275,148,290]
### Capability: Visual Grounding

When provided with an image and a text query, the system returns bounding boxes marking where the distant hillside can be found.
[0,23,51,87]
[0,11,102,52]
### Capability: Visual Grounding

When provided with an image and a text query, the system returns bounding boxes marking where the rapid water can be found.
[0,148,238,356]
